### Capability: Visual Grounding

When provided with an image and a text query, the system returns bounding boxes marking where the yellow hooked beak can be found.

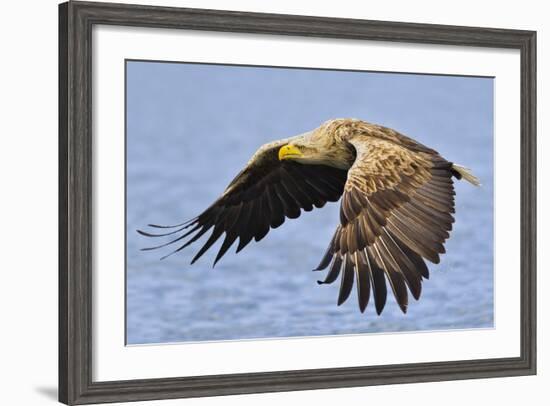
[278,144,303,161]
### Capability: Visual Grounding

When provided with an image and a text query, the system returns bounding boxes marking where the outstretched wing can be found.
[139,140,348,265]
[315,136,456,314]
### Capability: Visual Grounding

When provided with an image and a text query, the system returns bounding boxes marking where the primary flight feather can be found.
[139,118,479,314]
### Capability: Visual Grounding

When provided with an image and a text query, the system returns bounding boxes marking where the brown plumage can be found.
[139,119,480,314]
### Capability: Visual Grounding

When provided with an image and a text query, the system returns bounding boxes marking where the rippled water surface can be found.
[126,61,494,344]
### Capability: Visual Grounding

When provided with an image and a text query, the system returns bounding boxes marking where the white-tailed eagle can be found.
[139,119,480,314]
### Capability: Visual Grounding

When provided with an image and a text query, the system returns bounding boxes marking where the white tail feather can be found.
[452,164,481,186]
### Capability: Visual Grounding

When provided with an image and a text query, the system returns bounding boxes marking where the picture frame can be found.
[59,1,537,404]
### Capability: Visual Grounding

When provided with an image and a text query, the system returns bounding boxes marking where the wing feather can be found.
[139,140,347,264]
[337,254,355,305]
[354,252,371,312]
[318,255,343,285]
[365,247,388,315]
[316,134,456,314]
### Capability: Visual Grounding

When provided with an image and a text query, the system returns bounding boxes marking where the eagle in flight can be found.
[139,119,479,315]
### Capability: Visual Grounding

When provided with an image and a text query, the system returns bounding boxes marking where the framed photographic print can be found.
[59,1,537,404]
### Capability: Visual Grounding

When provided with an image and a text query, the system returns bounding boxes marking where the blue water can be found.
[126,61,494,345]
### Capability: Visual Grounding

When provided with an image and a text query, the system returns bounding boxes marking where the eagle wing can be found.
[315,135,456,314]
[139,140,348,265]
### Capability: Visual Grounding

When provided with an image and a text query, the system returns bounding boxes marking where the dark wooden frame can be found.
[59,1,537,404]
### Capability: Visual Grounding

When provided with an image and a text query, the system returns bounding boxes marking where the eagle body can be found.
[139,119,479,315]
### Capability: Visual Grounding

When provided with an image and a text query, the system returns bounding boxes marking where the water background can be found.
[126,61,494,345]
